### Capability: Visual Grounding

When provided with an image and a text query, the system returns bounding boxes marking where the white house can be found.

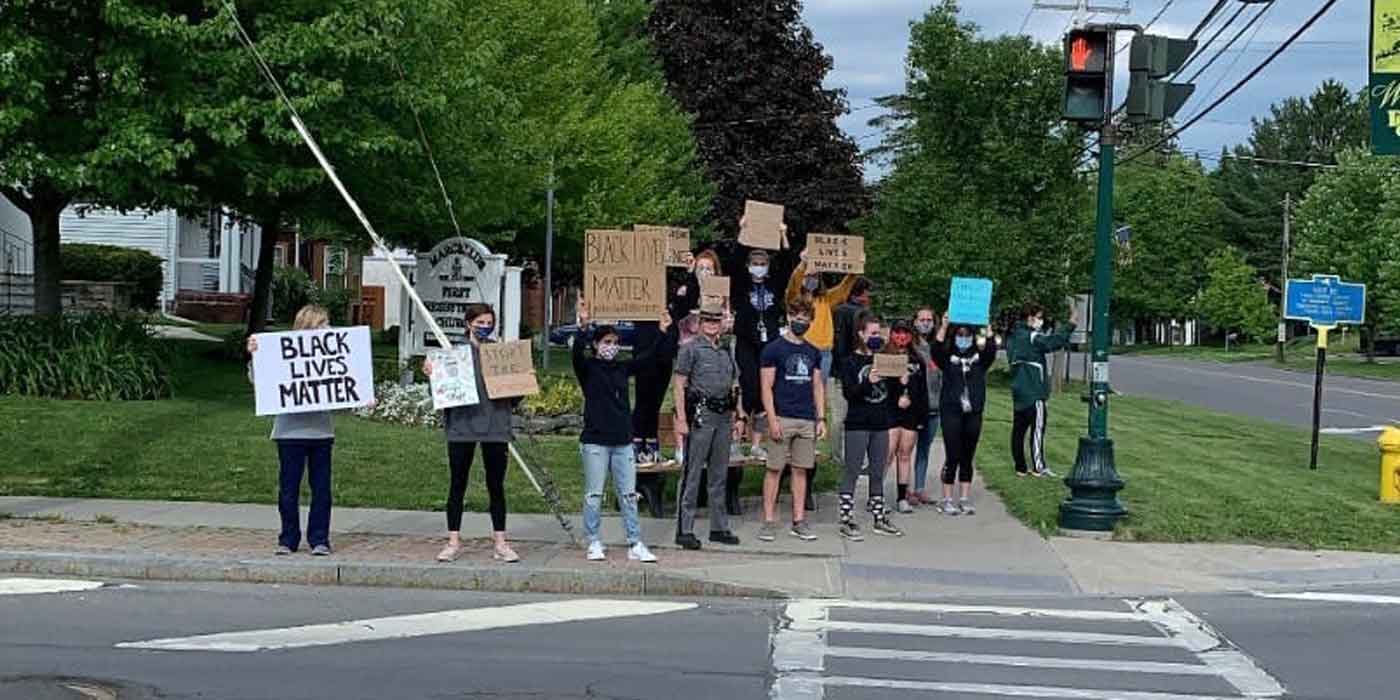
[0,193,259,310]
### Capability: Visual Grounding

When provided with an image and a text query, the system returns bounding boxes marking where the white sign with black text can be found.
[252,327,375,416]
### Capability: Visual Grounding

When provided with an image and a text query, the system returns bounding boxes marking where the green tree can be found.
[0,0,196,315]
[647,0,867,250]
[1210,80,1367,289]
[1198,246,1275,345]
[856,1,1089,321]
[1113,154,1224,336]
[1292,148,1400,357]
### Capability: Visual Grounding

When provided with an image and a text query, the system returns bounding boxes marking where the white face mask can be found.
[597,344,620,361]
[748,265,768,279]
[1030,318,1045,331]
[696,267,713,278]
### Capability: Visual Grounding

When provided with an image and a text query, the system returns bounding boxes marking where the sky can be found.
[801,0,1367,177]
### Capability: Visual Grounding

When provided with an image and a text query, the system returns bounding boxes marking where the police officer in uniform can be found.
[672,299,744,550]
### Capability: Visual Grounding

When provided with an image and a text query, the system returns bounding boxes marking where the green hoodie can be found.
[1007,319,1076,410]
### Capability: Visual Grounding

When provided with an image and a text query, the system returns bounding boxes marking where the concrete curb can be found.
[0,550,787,599]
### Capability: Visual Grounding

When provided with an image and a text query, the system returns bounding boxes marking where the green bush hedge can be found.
[271,266,313,323]
[0,311,174,400]
[61,244,163,310]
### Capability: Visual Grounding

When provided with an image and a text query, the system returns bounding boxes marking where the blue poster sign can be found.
[948,277,994,326]
[1284,275,1366,327]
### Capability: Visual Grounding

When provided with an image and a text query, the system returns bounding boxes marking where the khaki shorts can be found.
[765,416,818,471]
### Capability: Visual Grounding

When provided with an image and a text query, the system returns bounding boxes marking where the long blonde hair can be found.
[292,305,330,330]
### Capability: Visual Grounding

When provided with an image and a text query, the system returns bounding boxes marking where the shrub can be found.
[356,381,442,429]
[0,311,174,400]
[220,328,250,362]
[271,266,312,323]
[309,286,355,326]
[521,376,583,417]
[60,244,163,310]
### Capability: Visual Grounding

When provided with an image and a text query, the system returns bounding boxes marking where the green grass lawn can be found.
[979,378,1400,552]
[0,338,833,516]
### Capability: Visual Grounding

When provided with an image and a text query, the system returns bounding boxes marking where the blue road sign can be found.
[1285,275,1366,327]
[948,277,994,326]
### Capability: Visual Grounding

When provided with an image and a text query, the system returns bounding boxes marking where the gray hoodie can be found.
[247,363,334,440]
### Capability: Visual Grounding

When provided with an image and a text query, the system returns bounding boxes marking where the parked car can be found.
[1375,337,1400,357]
[549,321,638,349]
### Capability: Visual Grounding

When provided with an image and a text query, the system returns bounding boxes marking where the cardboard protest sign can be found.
[873,353,908,379]
[252,326,374,416]
[807,234,865,274]
[584,228,667,321]
[949,277,994,326]
[739,200,785,250]
[637,225,692,268]
[699,274,731,306]
[479,340,539,399]
[429,345,480,410]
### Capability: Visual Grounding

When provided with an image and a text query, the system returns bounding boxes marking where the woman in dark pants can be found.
[928,312,999,517]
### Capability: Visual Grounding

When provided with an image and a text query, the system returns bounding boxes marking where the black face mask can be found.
[790,320,811,336]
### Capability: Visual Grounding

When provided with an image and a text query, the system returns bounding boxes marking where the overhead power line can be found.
[1117,0,1178,55]
[1189,0,1231,41]
[1116,0,1342,168]
[1184,2,1271,84]
[1173,2,1248,79]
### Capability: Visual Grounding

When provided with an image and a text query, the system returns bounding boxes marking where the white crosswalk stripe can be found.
[770,598,1285,700]
[0,577,106,595]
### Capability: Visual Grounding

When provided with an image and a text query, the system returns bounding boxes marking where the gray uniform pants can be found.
[676,408,733,536]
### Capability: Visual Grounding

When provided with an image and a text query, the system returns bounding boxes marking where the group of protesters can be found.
[257,217,1075,565]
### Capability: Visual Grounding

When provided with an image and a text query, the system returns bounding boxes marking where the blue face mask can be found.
[473,325,495,341]
[955,336,973,351]
[866,336,883,351]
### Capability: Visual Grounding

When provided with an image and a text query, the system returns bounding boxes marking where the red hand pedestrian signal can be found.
[1071,37,1092,71]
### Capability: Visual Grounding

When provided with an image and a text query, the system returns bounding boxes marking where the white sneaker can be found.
[750,445,768,461]
[628,541,658,563]
[587,540,606,561]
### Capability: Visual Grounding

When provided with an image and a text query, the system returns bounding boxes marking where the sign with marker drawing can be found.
[739,200,785,250]
[948,277,994,326]
[584,229,666,321]
[637,225,692,268]
[873,353,908,379]
[807,234,865,274]
[252,327,374,416]
[699,274,731,306]
[429,346,480,410]
[479,340,539,399]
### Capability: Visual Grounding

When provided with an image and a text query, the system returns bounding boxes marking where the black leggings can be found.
[632,358,673,441]
[941,411,984,484]
[446,442,508,532]
[735,339,762,416]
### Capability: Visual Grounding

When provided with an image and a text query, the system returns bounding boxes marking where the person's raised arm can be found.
[1034,321,1077,353]
[628,311,674,373]
[572,300,591,383]
[980,333,999,367]
[825,272,858,306]
[786,255,807,306]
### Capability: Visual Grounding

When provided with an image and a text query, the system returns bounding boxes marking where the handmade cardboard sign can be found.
[739,200,785,250]
[699,274,731,306]
[584,228,667,321]
[873,353,908,379]
[252,326,374,416]
[807,234,865,274]
[949,277,994,326]
[429,345,480,410]
[637,225,692,268]
[479,340,539,399]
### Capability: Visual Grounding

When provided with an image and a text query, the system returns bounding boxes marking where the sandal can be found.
[493,545,520,563]
[436,543,462,563]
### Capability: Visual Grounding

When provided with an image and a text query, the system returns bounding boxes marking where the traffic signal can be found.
[1063,28,1111,123]
[1125,35,1197,123]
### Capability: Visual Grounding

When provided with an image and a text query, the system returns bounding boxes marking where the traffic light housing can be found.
[1063,28,1111,123]
[1125,35,1197,123]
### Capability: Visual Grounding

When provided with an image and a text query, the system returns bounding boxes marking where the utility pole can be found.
[1277,192,1291,364]
[542,162,555,371]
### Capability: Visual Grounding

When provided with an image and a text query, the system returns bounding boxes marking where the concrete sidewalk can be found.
[6,487,1400,599]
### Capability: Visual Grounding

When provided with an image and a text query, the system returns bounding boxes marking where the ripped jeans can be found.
[580,443,643,545]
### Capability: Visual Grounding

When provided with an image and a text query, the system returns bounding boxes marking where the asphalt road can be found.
[6,577,1400,699]
[1065,352,1400,437]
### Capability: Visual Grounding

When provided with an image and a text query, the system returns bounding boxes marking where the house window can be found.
[324,245,347,290]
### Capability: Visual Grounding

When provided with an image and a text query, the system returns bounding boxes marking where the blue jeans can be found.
[819,350,833,385]
[913,414,940,492]
[276,440,334,550]
[580,444,642,544]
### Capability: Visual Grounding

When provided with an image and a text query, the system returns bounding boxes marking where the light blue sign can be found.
[1284,275,1366,327]
[948,277,994,326]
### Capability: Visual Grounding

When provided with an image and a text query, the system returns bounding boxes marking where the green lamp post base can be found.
[1059,436,1126,532]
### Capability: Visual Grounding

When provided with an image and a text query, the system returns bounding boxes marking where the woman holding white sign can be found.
[423,303,520,564]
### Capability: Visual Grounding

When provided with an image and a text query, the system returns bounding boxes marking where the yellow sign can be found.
[1375,0,1400,72]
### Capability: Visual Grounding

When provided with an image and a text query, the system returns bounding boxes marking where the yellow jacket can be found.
[786,262,857,351]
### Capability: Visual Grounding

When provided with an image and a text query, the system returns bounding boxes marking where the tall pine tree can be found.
[647,0,867,254]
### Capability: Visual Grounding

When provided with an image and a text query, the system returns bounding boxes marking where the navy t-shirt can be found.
[760,336,823,420]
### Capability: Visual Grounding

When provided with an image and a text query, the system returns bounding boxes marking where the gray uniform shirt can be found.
[444,343,516,443]
[674,337,737,403]
[248,362,334,441]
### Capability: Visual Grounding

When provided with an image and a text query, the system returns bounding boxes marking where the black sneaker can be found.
[709,530,741,546]
[675,533,702,550]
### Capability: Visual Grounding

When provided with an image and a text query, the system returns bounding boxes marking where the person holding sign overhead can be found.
[786,248,859,387]
[245,305,370,557]
[572,299,673,564]
[929,312,999,516]
[423,303,521,564]
[1007,304,1076,478]
[732,245,786,466]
